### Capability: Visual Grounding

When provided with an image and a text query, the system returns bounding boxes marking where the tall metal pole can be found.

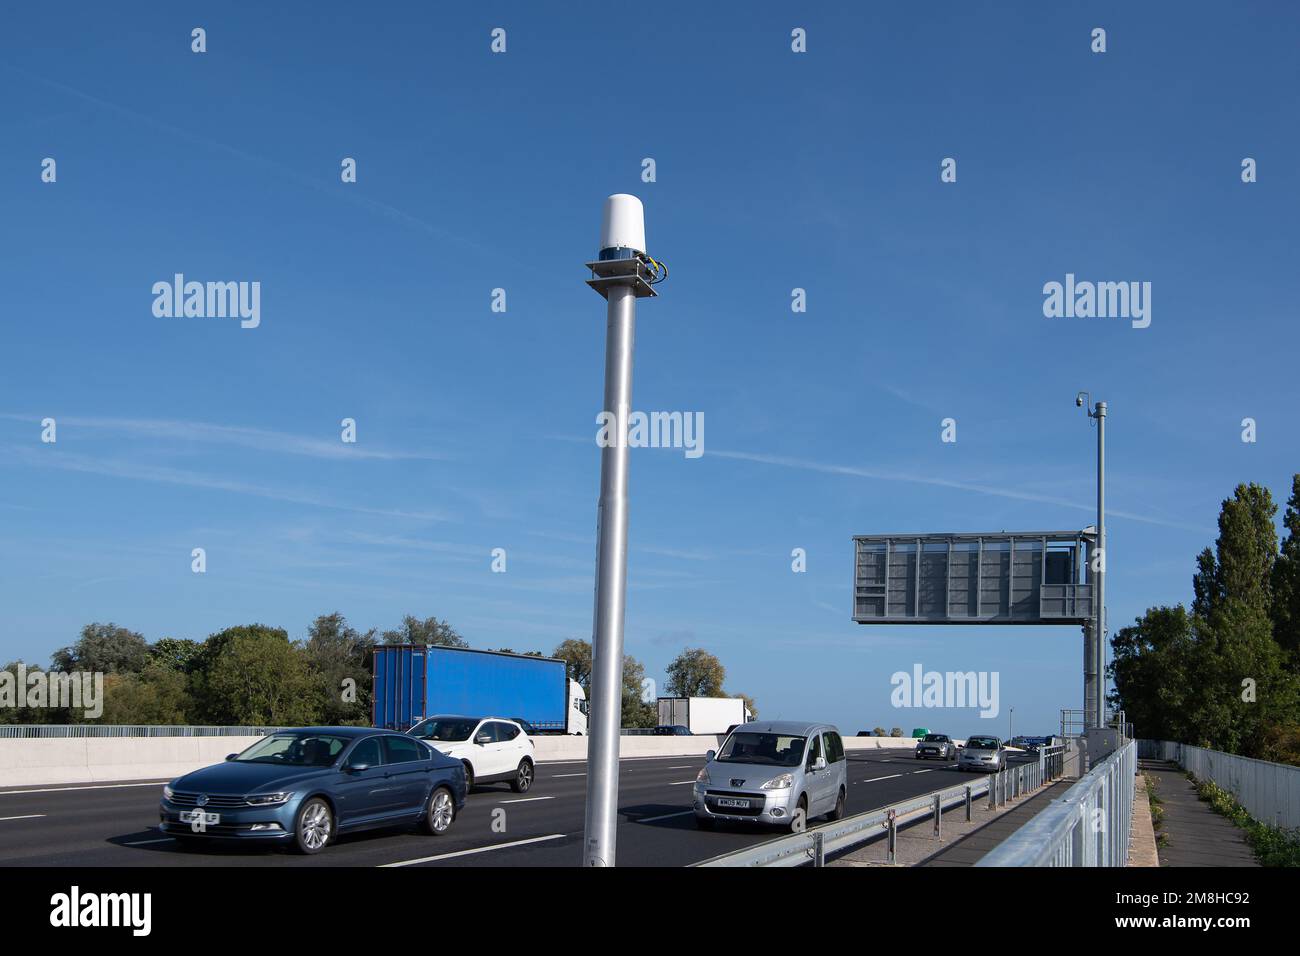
[1094,401,1107,730]
[583,284,635,867]
[581,194,659,867]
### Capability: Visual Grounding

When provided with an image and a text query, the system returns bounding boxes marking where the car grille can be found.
[168,792,248,808]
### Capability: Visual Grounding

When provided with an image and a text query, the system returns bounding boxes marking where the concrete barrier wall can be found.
[0,736,266,787]
[0,734,928,788]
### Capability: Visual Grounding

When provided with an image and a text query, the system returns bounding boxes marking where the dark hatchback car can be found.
[158,727,466,854]
[654,725,692,736]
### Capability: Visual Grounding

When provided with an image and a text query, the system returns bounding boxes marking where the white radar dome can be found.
[600,194,646,255]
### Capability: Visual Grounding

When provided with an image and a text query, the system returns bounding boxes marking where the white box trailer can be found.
[657,696,750,735]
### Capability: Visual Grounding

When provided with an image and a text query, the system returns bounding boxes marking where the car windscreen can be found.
[408,718,477,742]
[923,734,947,742]
[234,733,348,766]
[966,737,999,750]
[716,732,806,767]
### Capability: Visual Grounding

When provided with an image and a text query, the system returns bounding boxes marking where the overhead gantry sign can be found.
[852,530,1097,626]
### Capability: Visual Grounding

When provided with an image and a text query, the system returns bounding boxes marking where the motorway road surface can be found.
[0,751,1035,867]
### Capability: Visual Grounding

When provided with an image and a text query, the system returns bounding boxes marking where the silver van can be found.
[693,721,847,832]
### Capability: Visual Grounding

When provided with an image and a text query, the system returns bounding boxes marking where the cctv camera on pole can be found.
[581,195,665,867]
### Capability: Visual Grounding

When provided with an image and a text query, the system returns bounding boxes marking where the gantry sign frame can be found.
[852,530,1097,626]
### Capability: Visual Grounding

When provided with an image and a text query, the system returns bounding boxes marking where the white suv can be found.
[407,716,535,794]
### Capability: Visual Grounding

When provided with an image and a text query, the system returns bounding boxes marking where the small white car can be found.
[957,734,1006,772]
[407,716,535,793]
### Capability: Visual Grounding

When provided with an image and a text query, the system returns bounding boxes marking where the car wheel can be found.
[510,758,534,794]
[294,797,333,854]
[789,796,808,833]
[421,786,455,835]
[462,762,475,793]
[827,787,846,821]
[695,816,715,830]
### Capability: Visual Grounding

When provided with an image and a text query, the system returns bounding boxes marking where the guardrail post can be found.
[988,776,997,810]
[933,793,942,839]
[965,785,972,822]
[886,809,897,864]
[813,829,825,867]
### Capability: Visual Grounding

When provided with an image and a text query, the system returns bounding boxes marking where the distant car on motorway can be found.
[158,727,465,854]
[654,725,692,736]
[957,734,1006,772]
[914,733,957,760]
[407,716,536,793]
[693,721,847,833]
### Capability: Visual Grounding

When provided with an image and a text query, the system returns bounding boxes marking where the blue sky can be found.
[2,2,1298,736]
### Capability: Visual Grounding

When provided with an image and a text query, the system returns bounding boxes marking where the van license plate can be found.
[716,798,749,809]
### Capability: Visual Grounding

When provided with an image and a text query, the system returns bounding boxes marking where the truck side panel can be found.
[424,647,568,732]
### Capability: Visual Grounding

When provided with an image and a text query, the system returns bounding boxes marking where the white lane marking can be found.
[913,769,935,774]
[862,774,902,782]
[499,796,554,804]
[637,810,694,824]
[668,780,696,786]
[0,814,46,822]
[666,765,693,769]
[123,838,173,846]
[539,754,717,766]
[549,772,585,778]
[0,781,168,796]
[380,833,566,867]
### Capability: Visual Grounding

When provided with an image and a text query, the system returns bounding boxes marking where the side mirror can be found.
[345,762,370,774]
[475,734,491,745]
[812,756,827,772]
[225,754,237,761]
[705,750,716,762]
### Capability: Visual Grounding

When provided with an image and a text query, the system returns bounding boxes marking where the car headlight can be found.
[246,792,293,806]
[162,785,175,800]
[761,773,794,790]
[696,768,710,786]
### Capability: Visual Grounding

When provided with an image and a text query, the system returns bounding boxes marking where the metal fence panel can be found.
[0,725,287,739]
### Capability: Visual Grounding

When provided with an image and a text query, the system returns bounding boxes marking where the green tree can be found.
[1108,605,1198,743]
[192,624,319,725]
[1213,483,1278,613]
[1111,482,1299,758]
[665,647,726,697]
[621,654,657,728]
[148,637,202,672]
[1271,475,1300,666]
[553,638,593,694]
[303,613,377,726]
[0,661,56,724]
[52,623,149,674]
[381,615,467,648]
[98,664,190,724]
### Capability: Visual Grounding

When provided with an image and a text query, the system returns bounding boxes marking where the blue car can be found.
[158,726,466,854]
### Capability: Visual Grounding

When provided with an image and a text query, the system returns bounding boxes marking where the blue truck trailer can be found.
[372,644,587,734]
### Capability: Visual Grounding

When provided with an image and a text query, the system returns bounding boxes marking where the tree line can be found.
[1110,475,1300,765]
[2,615,756,729]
